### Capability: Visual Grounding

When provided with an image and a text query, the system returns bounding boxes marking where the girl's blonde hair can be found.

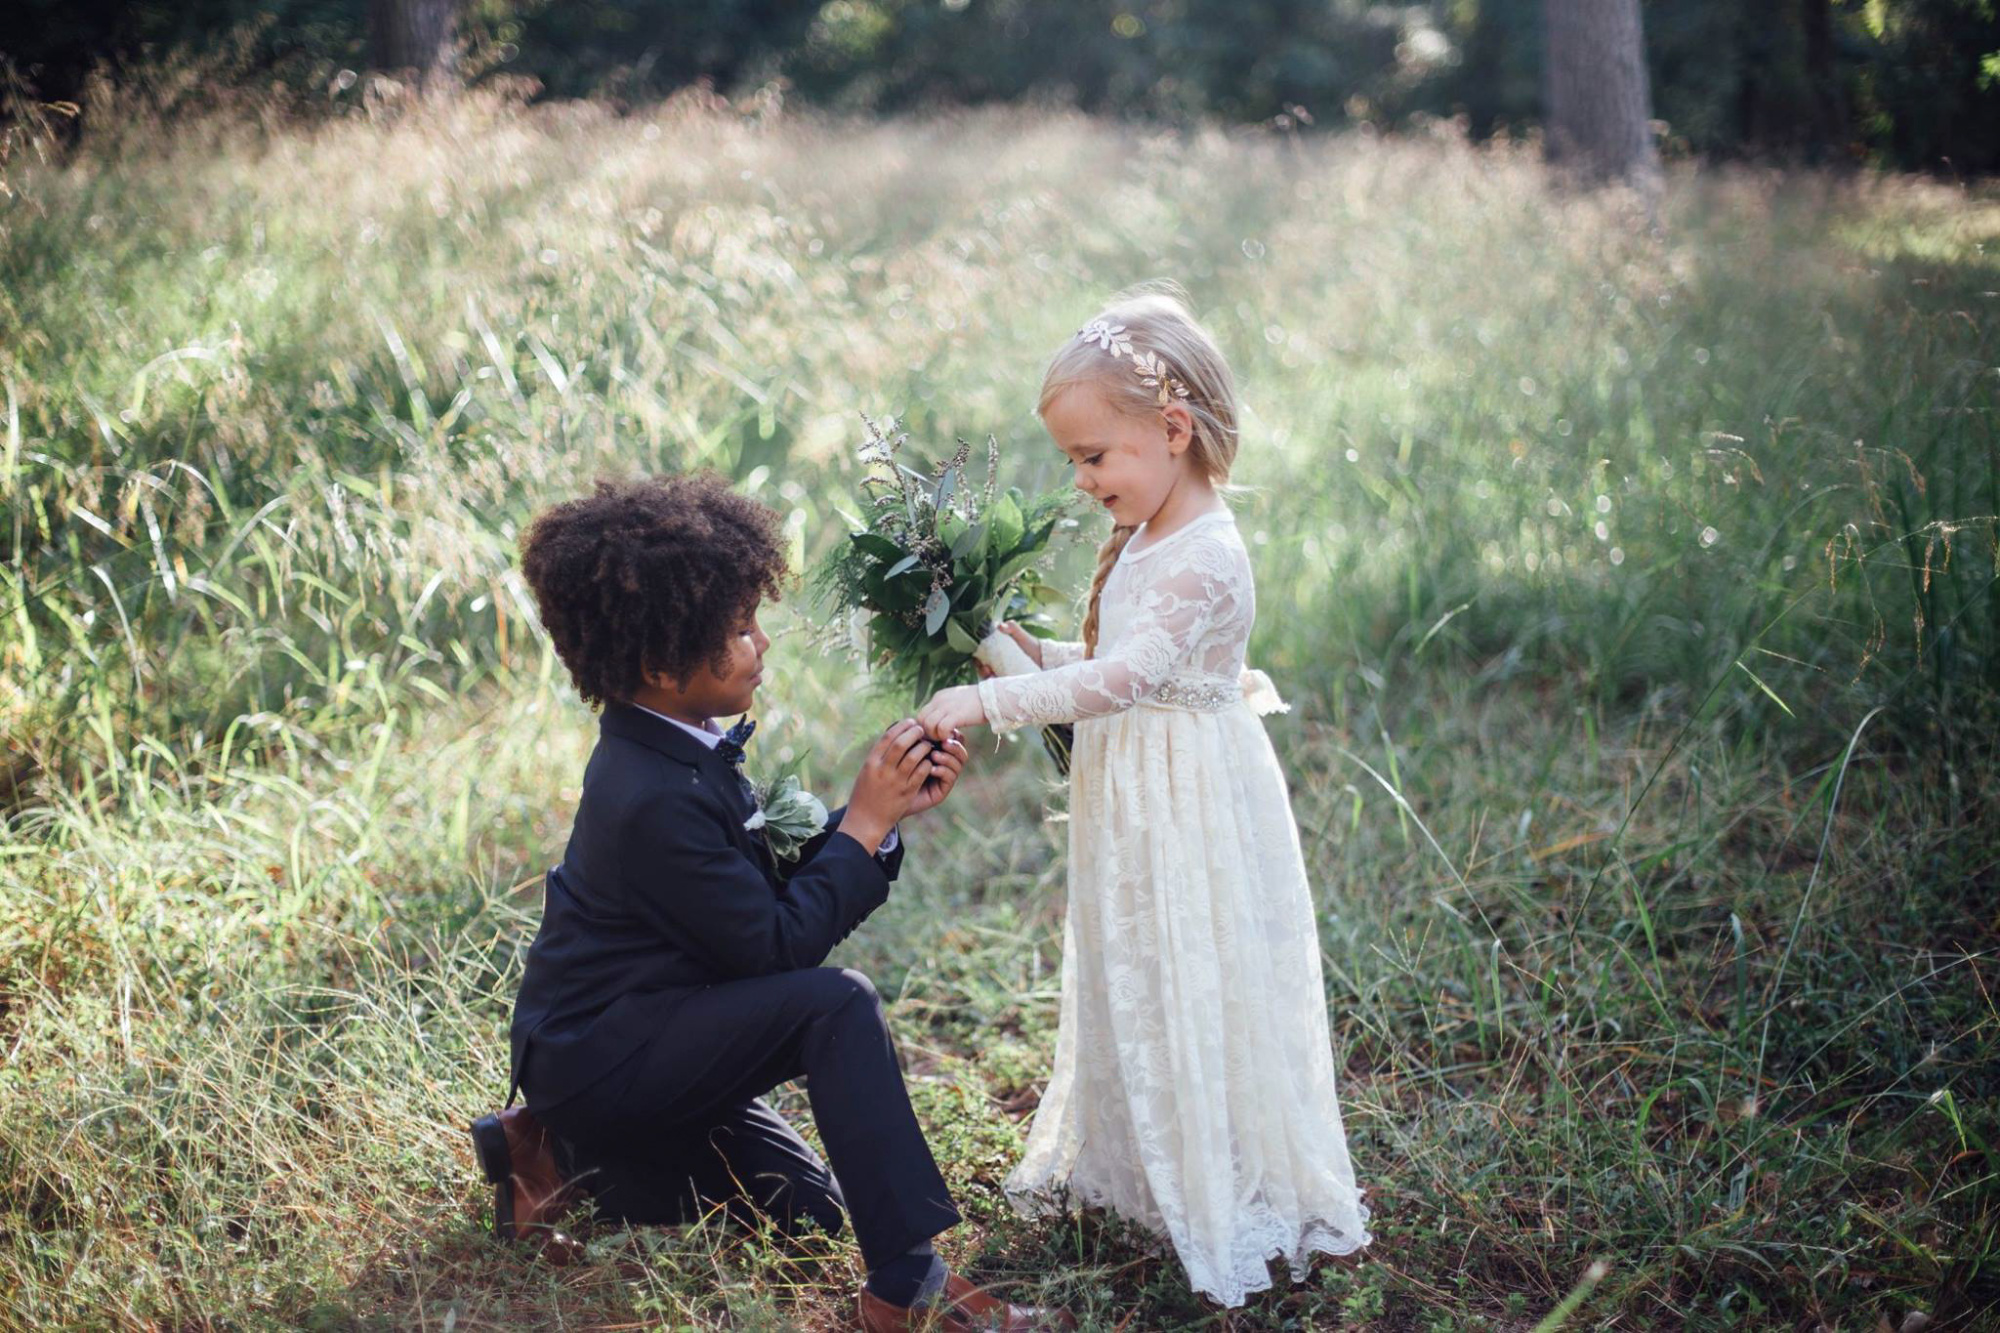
[1038,284,1240,656]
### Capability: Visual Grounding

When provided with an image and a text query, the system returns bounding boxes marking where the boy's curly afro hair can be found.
[519,473,789,709]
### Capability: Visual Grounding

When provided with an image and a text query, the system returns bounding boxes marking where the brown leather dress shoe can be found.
[469,1107,584,1264]
[857,1272,1076,1332]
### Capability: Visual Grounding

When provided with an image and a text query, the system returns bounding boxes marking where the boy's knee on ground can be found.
[799,965,881,1013]
[835,967,880,1005]
[799,969,893,1054]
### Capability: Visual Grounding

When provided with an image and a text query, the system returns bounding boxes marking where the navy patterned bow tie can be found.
[714,716,756,768]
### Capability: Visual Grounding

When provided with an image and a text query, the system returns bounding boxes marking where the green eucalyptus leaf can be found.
[992,549,1040,592]
[951,521,987,560]
[943,618,980,655]
[952,572,988,608]
[851,532,903,562]
[878,573,924,613]
[990,492,1025,553]
[923,588,950,636]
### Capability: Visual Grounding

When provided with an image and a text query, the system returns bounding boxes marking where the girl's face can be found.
[1043,383,1196,529]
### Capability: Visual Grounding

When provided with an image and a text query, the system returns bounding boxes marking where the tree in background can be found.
[1542,0,1659,186]
[1447,0,1999,173]
[367,0,458,85]
[509,0,823,103]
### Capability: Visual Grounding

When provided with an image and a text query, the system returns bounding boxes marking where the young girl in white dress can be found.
[917,288,1372,1307]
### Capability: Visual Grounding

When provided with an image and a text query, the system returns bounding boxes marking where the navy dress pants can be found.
[528,966,961,1270]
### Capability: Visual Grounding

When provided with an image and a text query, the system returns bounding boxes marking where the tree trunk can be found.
[368,0,458,87]
[1801,0,1845,162]
[1543,0,1660,187]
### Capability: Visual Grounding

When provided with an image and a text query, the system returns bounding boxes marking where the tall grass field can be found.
[2,84,1996,1330]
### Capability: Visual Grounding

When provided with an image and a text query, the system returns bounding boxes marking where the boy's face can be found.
[638,604,770,724]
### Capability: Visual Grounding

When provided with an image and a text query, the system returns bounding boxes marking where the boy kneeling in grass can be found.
[470,474,1071,1332]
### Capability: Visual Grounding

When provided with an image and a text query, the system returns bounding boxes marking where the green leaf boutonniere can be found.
[745,774,829,863]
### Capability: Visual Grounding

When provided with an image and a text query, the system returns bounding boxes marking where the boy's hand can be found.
[838,720,935,852]
[918,684,986,741]
[904,732,968,816]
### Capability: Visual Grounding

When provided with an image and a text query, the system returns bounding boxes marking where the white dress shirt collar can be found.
[633,704,725,750]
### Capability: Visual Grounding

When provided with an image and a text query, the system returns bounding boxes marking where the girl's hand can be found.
[996,621,1044,668]
[918,684,986,741]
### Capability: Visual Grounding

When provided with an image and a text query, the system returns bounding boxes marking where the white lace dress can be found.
[975,507,1371,1307]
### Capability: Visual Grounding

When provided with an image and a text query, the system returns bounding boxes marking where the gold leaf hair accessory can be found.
[1076,319,1192,407]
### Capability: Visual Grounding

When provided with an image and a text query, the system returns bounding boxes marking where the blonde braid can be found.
[1082,525,1138,658]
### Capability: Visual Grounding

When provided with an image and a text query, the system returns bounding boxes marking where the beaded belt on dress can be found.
[1141,675,1245,712]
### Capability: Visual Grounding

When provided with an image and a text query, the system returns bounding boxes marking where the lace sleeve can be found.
[977,532,1236,733]
[1040,640,1086,669]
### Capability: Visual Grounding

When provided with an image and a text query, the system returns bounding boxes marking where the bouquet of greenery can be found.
[812,416,1078,771]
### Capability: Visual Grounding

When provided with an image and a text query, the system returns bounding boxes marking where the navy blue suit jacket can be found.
[509,701,903,1107]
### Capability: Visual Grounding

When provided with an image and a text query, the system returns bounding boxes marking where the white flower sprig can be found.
[1079,319,1134,357]
[1076,321,1192,407]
